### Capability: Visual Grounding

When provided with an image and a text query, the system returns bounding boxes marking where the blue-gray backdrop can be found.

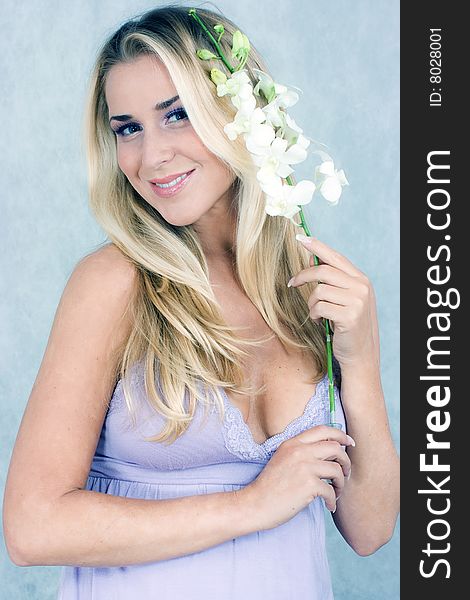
[0,1,399,598]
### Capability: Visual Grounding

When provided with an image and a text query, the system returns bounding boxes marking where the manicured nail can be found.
[346,434,356,447]
[287,277,294,288]
[296,233,310,243]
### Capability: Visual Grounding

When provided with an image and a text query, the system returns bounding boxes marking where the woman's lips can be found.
[150,169,195,198]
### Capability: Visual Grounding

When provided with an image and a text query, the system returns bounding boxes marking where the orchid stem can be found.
[189,9,235,74]
[286,176,337,426]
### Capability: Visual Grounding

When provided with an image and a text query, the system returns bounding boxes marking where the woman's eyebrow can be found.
[109,95,180,123]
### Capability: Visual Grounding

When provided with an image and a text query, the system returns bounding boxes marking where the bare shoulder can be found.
[3,242,140,561]
[77,242,138,292]
[59,241,139,354]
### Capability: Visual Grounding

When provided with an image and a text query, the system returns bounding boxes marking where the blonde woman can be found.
[3,5,399,599]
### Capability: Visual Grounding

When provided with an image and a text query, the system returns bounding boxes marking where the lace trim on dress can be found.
[105,366,338,463]
[221,374,331,462]
[106,379,125,416]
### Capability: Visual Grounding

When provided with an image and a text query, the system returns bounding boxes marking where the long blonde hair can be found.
[84,4,328,443]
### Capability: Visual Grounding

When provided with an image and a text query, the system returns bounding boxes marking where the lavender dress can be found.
[57,362,346,599]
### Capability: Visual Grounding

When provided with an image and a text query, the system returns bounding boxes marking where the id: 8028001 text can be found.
[429,28,442,108]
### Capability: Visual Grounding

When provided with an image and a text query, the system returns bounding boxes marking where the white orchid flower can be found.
[289,132,310,153]
[243,120,276,151]
[255,155,294,183]
[248,135,310,182]
[252,69,277,103]
[230,90,256,113]
[216,69,252,99]
[256,171,282,194]
[261,92,301,130]
[252,69,301,107]
[265,198,301,222]
[224,105,268,141]
[261,100,286,129]
[250,68,301,131]
[217,69,347,208]
[279,113,306,147]
[262,177,316,223]
[273,86,300,109]
[314,160,349,205]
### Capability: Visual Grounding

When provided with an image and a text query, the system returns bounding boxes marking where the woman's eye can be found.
[114,122,142,137]
[112,108,188,138]
[165,107,188,124]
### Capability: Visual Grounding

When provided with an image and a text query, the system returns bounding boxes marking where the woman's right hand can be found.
[238,425,354,531]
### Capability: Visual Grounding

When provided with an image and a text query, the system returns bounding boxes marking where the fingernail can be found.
[346,435,356,447]
[331,507,336,514]
[295,233,310,243]
[287,277,294,288]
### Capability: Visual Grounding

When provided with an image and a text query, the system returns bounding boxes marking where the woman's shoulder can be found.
[62,243,139,342]
[76,242,138,293]
[78,241,136,271]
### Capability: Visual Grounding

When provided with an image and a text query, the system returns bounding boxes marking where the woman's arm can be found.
[2,245,258,567]
[289,235,400,555]
[332,360,400,556]
[332,282,399,556]
[8,486,253,567]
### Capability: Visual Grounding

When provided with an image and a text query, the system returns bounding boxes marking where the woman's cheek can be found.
[116,147,137,178]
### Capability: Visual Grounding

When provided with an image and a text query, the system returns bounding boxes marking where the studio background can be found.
[0,1,399,598]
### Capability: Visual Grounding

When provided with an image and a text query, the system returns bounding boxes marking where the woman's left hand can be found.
[288,235,380,368]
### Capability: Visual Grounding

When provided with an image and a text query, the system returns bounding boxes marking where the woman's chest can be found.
[212,275,323,445]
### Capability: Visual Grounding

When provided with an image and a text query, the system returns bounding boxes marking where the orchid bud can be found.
[196,49,218,60]
[232,30,244,56]
[210,68,227,85]
[231,30,250,60]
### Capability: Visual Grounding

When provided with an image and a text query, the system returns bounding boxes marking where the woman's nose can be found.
[140,128,175,172]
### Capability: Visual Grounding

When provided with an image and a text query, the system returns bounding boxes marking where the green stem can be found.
[286,175,337,425]
[189,9,235,74]
[235,51,249,72]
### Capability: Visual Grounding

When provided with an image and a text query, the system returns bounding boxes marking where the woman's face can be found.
[105,54,236,227]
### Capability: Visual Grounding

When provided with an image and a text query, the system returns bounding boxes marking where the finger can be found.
[311,441,352,478]
[290,264,352,289]
[308,301,347,324]
[317,461,345,499]
[296,235,360,278]
[307,284,350,311]
[317,478,338,512]
[295,424,355,448]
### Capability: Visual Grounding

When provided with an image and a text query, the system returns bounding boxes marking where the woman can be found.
[3,5,399,599]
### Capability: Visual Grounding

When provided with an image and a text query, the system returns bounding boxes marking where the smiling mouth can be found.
[154,173,187,188]
[152,170,195,188]
[150,169,196,197]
